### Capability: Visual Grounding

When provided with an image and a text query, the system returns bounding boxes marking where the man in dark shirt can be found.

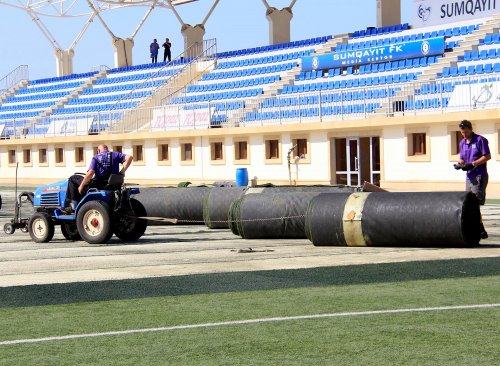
[64,144,133,213]
[455,120,490,238]
[162,38,172,62]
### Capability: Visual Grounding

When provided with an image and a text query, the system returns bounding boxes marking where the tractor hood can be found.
[33,179,69,207]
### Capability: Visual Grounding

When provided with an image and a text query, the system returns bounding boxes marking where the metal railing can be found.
[0,65,28,99]
[2,72,499,139]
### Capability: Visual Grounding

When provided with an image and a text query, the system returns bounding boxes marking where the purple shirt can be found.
[88,151,127,179]
[459,133,490,178]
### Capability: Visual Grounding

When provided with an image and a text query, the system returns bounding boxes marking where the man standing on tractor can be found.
[63,144,133,213]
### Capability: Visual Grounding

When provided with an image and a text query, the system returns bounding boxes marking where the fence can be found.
[0,65,28,99]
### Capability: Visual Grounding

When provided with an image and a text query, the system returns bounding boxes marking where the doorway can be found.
[332,137,380,186]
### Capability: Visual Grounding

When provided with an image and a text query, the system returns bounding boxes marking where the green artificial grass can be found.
[0,260,499,365]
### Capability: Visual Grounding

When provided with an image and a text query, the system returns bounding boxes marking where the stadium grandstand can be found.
[0,0,499,196]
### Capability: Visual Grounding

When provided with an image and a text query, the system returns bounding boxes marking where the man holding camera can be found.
[454,120,490,239]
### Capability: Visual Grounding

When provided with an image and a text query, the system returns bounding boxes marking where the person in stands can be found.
[150,38,160,63]
[162,38,172,62]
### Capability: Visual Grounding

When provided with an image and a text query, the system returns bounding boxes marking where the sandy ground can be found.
[1,189,499,287]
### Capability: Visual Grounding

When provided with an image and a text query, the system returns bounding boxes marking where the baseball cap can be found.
[459,120,472,129]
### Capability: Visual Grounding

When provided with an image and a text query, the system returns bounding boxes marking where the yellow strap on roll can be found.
[342,192,370,246]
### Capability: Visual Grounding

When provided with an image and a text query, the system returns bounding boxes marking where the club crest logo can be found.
[312,57,319,70]
[417,4,431,21]
[421,40,430,55]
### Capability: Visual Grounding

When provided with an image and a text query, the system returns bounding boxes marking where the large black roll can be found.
[231,192,325,239]
[306,191,481,247]
[203,187,247,229]
[228,185,358,236]
[132,187,211,225]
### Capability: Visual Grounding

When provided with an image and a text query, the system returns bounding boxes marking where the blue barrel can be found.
[235,168,249,187]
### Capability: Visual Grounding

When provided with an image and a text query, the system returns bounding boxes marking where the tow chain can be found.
[138,214,306,225]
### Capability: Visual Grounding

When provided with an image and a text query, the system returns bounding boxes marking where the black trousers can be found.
[65,174,107,207]
[163,50,171,62]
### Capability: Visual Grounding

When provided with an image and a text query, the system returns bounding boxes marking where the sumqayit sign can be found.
[301,38,445,71]
[413,0,499,28]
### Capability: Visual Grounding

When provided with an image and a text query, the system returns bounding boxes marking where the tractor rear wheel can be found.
[113,199,148,241]
[61,222,81,241]
[76,201,113,244]
[28,212,55,243]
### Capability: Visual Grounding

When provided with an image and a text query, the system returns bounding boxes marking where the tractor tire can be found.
[28,212,55,243]
[114,199,148,241]
[61,222,81,241]
[76,201,113,244]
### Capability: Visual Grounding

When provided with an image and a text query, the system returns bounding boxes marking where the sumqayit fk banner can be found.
[301,37,445,71]
[413,0,499,28]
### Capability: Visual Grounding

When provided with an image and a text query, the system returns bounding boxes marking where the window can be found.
[75,147,85,164]
[55,147,64,164]
[23,149,31,164]
[235,141,248,161]
[266,139,280,160]
[113,145,123,153]
[93,146,99,156]
[296,139,307,158]
[406,129,430,162]
[8,149,16,164]
[181,143,193,161]
[158,143,169,161]
[411,133,426,155]
[39,148,47,164]
[211,142,223,161]
[133,144,144,162]
[451,130,462,156]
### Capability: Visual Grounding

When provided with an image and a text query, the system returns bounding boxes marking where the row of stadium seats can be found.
[438,63,500,78]
[53,101,140,115]
[480,33,500,45]
[176,88,264,103]
[201,62,296,82]
[215,51,311,69]
[215,36,330,59]
[351,23,409,38]
[342,26,476,51]
[29,71,98,85]
[188,75,281,93]
[67,91,152,105]
[460,48,500,61]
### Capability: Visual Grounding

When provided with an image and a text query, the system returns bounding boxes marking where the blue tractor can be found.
[6,173,148,244]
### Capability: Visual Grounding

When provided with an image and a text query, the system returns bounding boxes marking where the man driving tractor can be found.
[63,144,133,213]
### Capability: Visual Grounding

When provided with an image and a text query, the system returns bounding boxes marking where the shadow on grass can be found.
[1,257,499,308]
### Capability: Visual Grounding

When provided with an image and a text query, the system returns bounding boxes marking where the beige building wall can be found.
[1,108,499,197]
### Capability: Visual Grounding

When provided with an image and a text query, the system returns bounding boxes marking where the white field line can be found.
[1,303,499,346]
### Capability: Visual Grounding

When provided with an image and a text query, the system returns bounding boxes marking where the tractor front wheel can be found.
[76,201,113,244]
[28,212,55,243]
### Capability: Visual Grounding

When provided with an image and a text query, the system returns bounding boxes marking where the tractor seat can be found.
[103,173,125,191]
